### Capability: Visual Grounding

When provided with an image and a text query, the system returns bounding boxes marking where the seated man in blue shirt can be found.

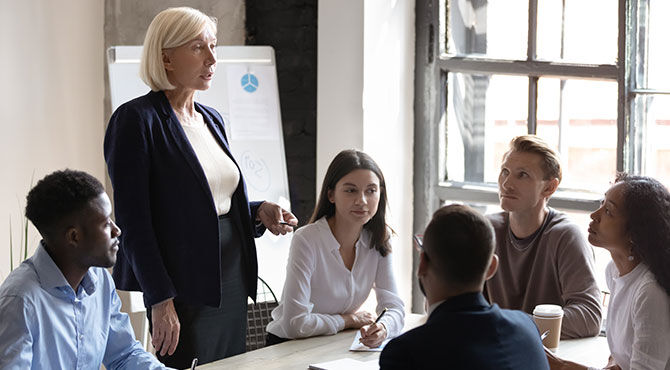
[0,169,166,369]
[379,204,549,370]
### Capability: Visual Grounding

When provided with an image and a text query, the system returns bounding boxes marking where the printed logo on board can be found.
[241,73,259,93]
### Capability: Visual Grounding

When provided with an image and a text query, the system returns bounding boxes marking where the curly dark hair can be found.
[25,169,105,237]
[615,173,670,297]
[309,149,392,256]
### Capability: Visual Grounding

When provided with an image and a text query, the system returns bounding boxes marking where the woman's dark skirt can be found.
[148,215,248,368]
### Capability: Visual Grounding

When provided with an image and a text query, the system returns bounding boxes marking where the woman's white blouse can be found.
[605,261,670,370]
[181,117,240,216]
[266,217,405,339]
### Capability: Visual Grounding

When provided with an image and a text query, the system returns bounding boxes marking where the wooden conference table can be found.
[200,314,610,369]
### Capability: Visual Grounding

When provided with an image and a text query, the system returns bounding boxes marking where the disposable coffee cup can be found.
[533,304,563,352]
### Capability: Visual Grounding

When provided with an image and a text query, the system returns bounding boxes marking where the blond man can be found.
[485,135,602,338]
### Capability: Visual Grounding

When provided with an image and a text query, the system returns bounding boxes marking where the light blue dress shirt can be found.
[0,243,166,370]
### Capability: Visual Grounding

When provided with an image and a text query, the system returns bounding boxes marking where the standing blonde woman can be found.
[104,7,297,368]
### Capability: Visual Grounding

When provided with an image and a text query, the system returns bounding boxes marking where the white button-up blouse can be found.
[266,217,405,339]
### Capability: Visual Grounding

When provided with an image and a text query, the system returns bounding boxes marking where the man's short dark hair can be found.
[423,204,495,287]
[25,169,105,236]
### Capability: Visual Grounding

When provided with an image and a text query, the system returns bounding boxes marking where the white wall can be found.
[318,0,415,311]
[363,0,415,310]
[317,0,365,185]
[0,0,105,282]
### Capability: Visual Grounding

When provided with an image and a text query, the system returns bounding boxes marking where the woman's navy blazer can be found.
[104,90,264,308]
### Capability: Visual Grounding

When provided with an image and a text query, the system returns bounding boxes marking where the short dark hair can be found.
[309,149,392,256]
[615,173,670,297]
[423,204,495,287]
[25,169,105,237]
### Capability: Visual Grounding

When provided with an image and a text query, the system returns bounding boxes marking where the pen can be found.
[374,307,388,324]
[359,307,389,344]
[279,221,296,228]
[190,358,198,369]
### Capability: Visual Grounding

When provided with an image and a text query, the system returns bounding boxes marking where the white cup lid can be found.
[533,304,564,317]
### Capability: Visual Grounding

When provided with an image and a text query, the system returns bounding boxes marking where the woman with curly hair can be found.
[548,173,670,370]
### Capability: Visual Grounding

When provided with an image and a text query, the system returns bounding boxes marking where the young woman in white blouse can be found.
[547,174,670,370]
[266,149,405,347]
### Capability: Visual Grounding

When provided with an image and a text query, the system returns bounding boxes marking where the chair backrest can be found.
[246,277,279,351]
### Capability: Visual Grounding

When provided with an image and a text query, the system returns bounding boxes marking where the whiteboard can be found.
[108,46,292,307]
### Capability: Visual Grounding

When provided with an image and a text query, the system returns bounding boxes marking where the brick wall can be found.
[246,0,317,225]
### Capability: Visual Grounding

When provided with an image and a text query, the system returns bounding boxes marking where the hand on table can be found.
[359,322,388,348]
[151,298,180,356]
[342,311,375,329]
[257,201,298,235]
[603,356,622,370]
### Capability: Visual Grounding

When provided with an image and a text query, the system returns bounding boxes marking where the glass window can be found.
[536,0,618,64]
[447,0,528,60]
[637,95,670,188]
[536,78,618,192]
[636,0,670,90]
[446,74,527,184]
[418,0,666,308]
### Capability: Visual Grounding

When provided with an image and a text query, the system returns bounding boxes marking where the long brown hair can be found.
[309,150,392,256]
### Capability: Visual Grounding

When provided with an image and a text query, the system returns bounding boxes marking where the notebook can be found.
[349,331,391,352]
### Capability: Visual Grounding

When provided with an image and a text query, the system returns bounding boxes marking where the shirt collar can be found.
[316,216,369,252]
[32,241,98,296]
[612,261,646,283]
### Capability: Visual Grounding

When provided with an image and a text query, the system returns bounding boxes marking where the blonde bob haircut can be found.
[140,7,217,91]
[505,135,563,183]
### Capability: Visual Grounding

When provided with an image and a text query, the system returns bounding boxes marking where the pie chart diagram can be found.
[241,73,259,93]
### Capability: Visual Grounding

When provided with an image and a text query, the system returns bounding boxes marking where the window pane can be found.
[536,78,617,193]
[439,0,447,54]
[446,73,527,183]
[536,0,617,64]
[447,0,528,60]
[636,95,670,188]
[636,0,670,89]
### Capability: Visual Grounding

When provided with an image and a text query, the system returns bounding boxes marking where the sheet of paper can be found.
[226,65,280,141]
[309,358,378,370]
[349,331,391,352]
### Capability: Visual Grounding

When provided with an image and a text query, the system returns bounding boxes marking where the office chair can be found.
[245,277,279,351]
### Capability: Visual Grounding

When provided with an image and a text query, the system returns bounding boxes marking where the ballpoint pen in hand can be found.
[359,307,389,346]
[374,307,388,325]
[279,221,296,228]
